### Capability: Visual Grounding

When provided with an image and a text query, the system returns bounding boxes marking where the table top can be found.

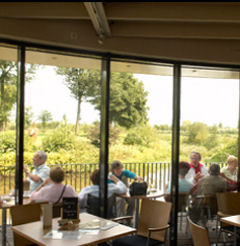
[119,190,164,199]
[0,195,30,209]
[221,215,240,227]
[11,212,136,246]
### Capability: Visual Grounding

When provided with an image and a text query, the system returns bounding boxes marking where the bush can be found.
[0,131,15,153]
[42,124,75,152]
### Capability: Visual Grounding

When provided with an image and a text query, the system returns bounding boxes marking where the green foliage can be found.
[185,122,209,144]
[86,121,120,147]
[56,67,100,134]
[24,107,34,128]
[91,72,149,128]
[0,131,15,153]
[38,110,53,128]
[207,139,238,162]
[124,124,158,147]
[42,124,75,152]
[0,61,37,130]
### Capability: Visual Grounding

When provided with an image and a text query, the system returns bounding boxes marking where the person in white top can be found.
[23,151,50,193]
[78,169,127,212]
[185,151,208,185]
[30,166,77,204]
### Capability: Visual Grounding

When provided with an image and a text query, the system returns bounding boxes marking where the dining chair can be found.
[112,199,172,246]
[86,193,117,219]
[10,202,47,246]
[188,216,211,246]
[216,192,240,244]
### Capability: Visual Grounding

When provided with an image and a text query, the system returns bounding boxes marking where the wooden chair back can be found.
[188,217,211,246]
[137,199,172,242]
[216,192,240,215]
[52,203,62,218]
[10,202,47,246]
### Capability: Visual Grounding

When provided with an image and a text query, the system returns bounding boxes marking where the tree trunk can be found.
[0,78,4,131]
[75,96,82,135]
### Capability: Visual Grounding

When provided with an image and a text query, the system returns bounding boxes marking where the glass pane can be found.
[110,60,173,196]
[180,66,239,232]
[0,44,18,195]
[25,49,101,193]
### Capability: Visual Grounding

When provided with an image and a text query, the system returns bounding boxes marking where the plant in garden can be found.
[42,124,75,152]
[56,67,100,135]
[0,61,37,130]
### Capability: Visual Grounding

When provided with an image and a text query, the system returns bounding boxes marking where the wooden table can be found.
[118,190,164,228]
[221,215,240,246]
[0,195,30,246]
[11,212,136,246]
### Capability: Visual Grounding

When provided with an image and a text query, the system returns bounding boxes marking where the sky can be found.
[24,66,239,128]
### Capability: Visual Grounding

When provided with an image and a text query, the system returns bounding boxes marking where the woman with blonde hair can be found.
[220,155,238,190]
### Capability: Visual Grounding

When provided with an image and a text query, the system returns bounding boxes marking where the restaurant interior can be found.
[1,2,240,246]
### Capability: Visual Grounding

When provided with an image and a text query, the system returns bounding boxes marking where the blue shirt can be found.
[167,178,193,193]
[108,169,136,183]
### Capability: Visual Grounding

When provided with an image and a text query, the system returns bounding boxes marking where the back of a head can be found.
[179,161,190,176]
[227,155,238,164]
[38,150,47,163]
[90,169,100,185]
[111,160,123,172]
[209,163,220,176]
[50,166,64,183]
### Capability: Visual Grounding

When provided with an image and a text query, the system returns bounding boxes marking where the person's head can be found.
[50,166,65,183]
[90,169,100,185]
[179,161,190,177]
[209,163,220,176]
[111,160,123,177]
[33,151,47,167]
[227,155,238,172]
[190,151,201,167]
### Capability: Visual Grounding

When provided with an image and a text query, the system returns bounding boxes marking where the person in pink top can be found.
[30,166,77,204]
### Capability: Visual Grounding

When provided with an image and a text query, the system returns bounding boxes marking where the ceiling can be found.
[0,2,240,79]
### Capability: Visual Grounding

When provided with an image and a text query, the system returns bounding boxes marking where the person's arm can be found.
[23,165,42,182]
[30,186,47,202]
[124,169,143,181]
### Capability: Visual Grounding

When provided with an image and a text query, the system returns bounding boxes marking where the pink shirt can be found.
[30,183,78,204]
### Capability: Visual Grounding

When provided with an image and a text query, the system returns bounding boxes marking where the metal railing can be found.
[0,162,226,195]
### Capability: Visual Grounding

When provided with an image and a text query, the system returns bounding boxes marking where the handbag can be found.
[52,184,66,218]
[129,181,148,196]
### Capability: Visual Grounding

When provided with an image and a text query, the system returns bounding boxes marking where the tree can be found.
[38,110,53,128]
[25,106,34,128]
[185,122,209,145]
[0,60,37,130]
[91,72,149,128]
[56,68,100,135]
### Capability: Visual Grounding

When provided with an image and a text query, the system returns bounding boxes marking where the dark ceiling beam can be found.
[0,2,88,19]
[111,21,240,40]
[105,2,240,23]
[84,2,111,43]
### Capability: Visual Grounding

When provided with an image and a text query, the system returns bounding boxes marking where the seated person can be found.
[220,155,238,191]
[30,166,78,204]
[164,161,193,201]
[190,163,227,224]
[109,160,143,217]
[23,151,50,193]
[185,151,208,185]
[78,169,127,214]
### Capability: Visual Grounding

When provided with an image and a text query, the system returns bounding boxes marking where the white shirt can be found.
[27,164,50,192]
[78,181,127,212]
[185,163,209,184]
